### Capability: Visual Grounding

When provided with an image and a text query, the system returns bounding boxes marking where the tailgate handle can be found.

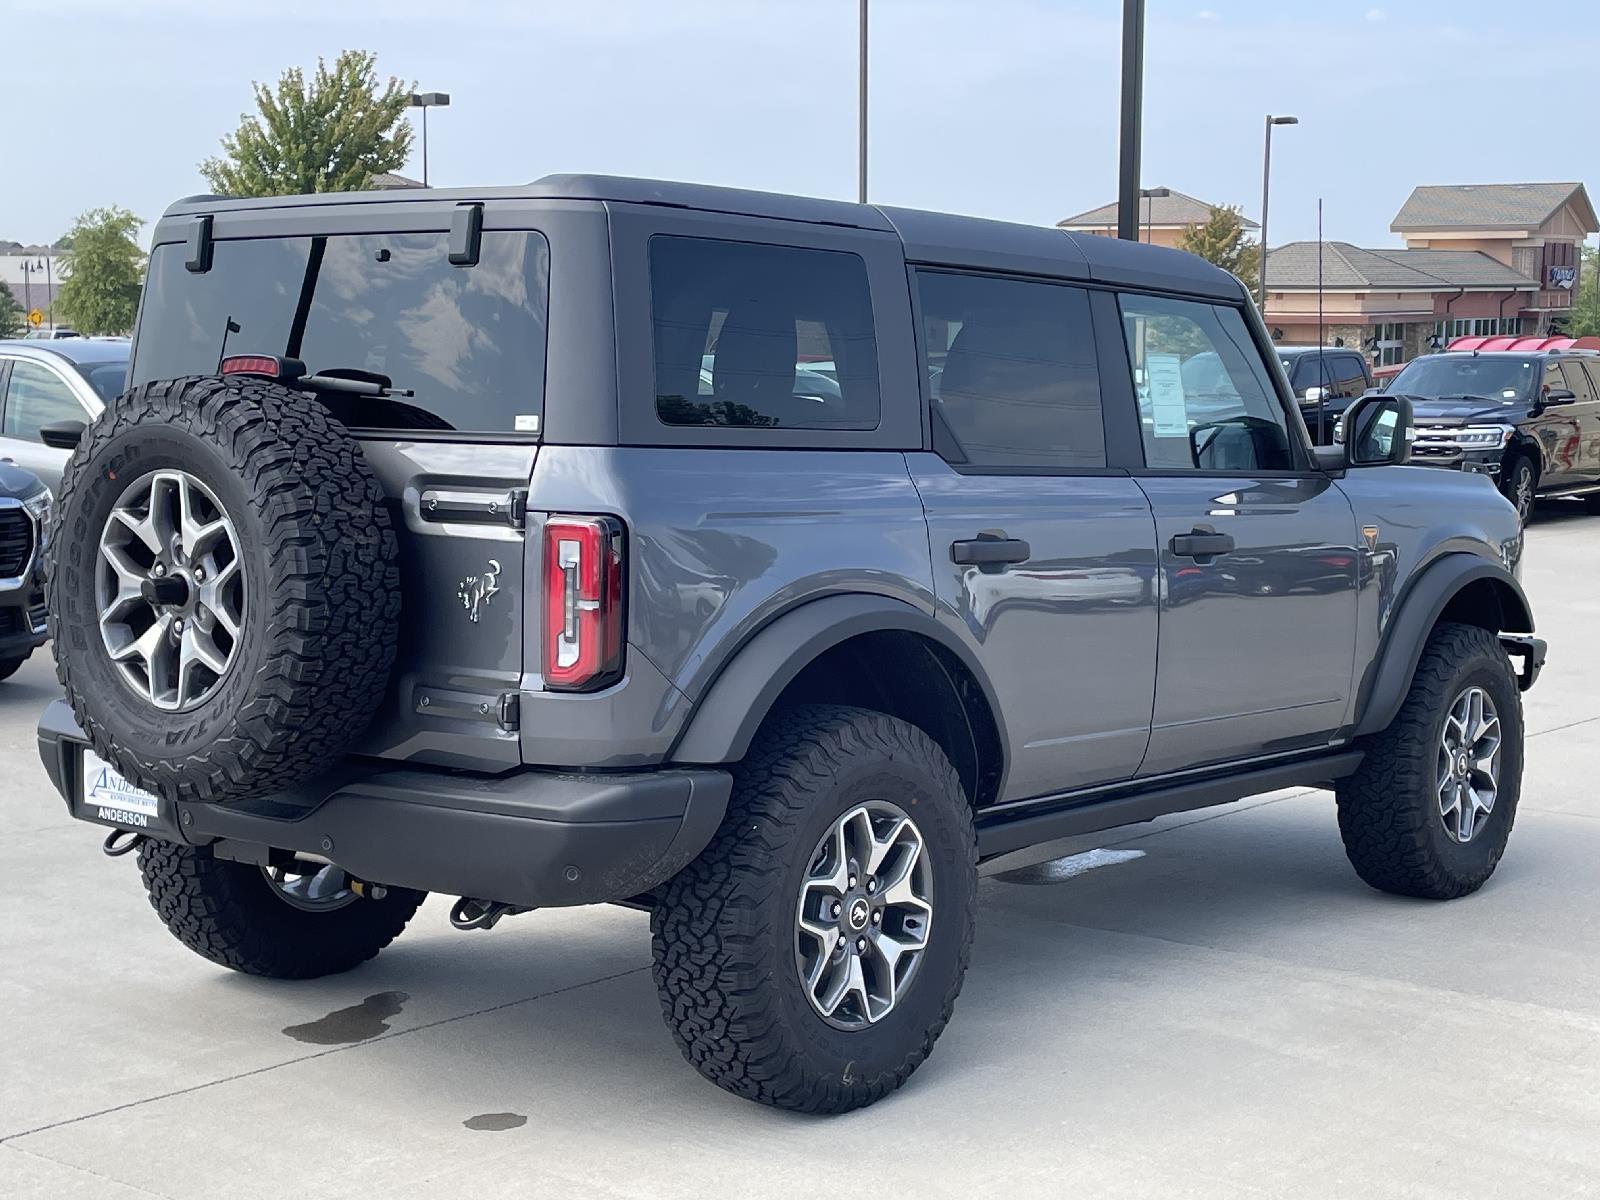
[419,488,526,528]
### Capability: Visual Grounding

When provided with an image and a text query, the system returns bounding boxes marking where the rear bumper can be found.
[37,700,732,909]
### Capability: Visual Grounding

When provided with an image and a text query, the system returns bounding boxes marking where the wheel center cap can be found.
[1456,752,1470,777]
[846,897,871,932]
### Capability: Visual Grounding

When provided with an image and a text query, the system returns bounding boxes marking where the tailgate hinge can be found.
[497,692,522,732]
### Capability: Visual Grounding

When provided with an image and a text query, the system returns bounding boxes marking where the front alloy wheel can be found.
[1437,685,1501,843]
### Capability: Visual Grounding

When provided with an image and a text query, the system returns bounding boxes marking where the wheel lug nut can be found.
[871,911,881,925]
[866,878,876,894]
[152,563,166,577]
[856,937,867,953]
[849,876,858,889]
[172,618,185,634]
[831,901,841,917]
[193,568,205,582]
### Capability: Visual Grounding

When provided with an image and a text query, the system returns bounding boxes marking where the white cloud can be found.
[1197,9,1219,19]
[1366,7,1387,19]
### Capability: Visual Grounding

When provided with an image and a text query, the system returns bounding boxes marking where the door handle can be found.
[1170,529,1235,559]
[951,532,1031,568]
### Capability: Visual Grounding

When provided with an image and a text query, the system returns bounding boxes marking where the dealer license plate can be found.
[76,749,165,833]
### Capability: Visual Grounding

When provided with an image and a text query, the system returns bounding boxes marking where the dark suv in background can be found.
[35,176,1541,1113]
[1374,347,1600,521]
[1278,346,1373,444]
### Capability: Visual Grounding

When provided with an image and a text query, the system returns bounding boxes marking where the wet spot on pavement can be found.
[464,1112,528,1132]
[282,991,409,1045]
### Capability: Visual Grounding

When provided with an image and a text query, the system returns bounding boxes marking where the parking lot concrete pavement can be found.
[3,505,1598,1199]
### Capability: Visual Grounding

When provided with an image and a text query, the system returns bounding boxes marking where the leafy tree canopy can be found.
[1178,204,1262,283]
[1567,243,1600,339]
[0,282,24,338]
[200,50,415,197]
[54,207,145,335]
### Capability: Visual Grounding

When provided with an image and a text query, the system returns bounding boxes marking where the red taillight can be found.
[542,516,625,692]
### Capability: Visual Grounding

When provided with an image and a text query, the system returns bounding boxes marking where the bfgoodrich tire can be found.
[139,840,423,979]
[1336,622,1523,899]
[652,705,977,1113]
[50,376,401,806]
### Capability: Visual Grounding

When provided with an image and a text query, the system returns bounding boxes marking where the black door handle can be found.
[952,532,1031,568]
[1170,529,1235,558]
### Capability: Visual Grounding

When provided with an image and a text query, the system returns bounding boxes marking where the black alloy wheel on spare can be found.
[49,375,402,806]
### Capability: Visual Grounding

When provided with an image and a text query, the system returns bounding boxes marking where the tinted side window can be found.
[915,270,1105,469]
[651,236,879,430]
[134,232,550,434]
[1560,362,1598,404]
[1118,294,1295,472]
[1290,355,1326,391]
[3,360,87,441]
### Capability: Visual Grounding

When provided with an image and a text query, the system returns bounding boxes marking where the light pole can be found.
[857,0,868,204]
[1140,186,1170,244]
[408,92,450,187]
[1116,0,1147,240]
[1258,114,1298,307]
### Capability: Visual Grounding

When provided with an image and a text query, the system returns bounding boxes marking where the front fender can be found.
[669,593,1005,766]
[1353,552,1534,737]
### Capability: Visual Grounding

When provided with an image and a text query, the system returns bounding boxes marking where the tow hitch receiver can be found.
[450,897,533,931]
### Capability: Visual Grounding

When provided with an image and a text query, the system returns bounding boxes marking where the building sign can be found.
[1549,265,1577,290]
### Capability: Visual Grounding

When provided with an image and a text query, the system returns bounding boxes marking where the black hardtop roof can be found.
[160,173,1243,300]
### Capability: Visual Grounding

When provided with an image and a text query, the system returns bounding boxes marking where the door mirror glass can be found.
[1345,395,1413,467]
[1541,387,1576,407]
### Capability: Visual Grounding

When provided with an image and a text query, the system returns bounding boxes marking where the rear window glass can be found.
[133,231,549,434]
[650,235,880,430]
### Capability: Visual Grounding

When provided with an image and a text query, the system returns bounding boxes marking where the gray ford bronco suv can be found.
[37,175,1545,1113]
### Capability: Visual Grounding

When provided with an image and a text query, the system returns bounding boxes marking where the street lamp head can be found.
[409,92,450,107]
[1139,187,1172,198]
[1270,115,1299,125]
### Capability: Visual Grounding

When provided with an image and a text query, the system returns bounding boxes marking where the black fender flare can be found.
[669,593,1007,768]
[1353,553,1534,737]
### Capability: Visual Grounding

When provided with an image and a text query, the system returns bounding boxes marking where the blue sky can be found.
[9,0,1598,250]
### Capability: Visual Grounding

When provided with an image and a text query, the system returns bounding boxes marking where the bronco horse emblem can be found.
[457,559,502,623]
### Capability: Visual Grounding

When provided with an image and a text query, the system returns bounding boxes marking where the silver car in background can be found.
[0,339,129,494]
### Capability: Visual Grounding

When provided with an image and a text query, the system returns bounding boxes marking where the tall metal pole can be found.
[1317,197,1327,444]
[857,0,868,204]
[1116,0,1146,240]
[422,106,430,188]
[1258,115,1274,308]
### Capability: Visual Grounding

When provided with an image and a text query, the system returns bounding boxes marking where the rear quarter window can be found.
[649,235,880,431]
[133,230,550,435]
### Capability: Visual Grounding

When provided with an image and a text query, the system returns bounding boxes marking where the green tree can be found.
[0,282,23,338]
[1568,243,1600,338]
[1178,204,1262,282]
[54,207,146,335]
[200,50,415,197]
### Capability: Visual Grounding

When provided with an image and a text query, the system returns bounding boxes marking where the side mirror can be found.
[1344,394,1413,467]
[1541,388,1576,407]
[39,420,87,450]
[1303,386,1329,402]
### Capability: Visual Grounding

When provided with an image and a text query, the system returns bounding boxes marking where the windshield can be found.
[72,359,129,404]
[1387,355,1536,403]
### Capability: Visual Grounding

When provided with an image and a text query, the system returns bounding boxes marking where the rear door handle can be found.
[951,532,1031,568]
[1170,529,1235,559]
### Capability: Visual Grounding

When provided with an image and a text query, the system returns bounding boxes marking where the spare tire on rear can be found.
[50,375,401,806]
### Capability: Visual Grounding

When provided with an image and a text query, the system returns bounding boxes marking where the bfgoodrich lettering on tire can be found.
[651,704,977,1113]
[1336,621,1523,899]
[50,376,401,806]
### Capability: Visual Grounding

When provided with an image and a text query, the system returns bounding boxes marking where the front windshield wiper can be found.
[1435,393,1513,404]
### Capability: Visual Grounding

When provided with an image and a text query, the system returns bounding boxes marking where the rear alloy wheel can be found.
[652,705,976,1113]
